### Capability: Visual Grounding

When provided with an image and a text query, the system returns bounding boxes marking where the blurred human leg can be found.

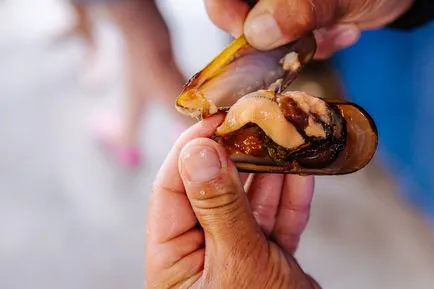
[53,1,105,87]
[56,1,95,48]
[71,1,94,45]
[92,0,189,167]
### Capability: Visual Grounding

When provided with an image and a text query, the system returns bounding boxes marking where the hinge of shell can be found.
[269,78,284,101]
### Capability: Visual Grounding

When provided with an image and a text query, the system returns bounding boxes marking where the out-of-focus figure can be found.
[61,0,190,168]
[54,1,98,74]
[56,1,95,48]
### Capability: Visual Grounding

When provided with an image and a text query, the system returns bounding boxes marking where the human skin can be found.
[203,0,414,58]
[105,0,189,146]
[146,114,320,288]
[145,1,417,286]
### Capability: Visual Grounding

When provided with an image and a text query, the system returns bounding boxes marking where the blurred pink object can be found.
[91,111,142,168]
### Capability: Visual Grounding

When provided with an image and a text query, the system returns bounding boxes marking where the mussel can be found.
[176,34,316,118]
[175,33,378,175]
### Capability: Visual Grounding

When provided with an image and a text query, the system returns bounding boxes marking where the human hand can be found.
[146,114,319,288]
[204,0,414,58]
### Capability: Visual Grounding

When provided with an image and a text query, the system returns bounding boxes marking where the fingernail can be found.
[181,145,221,182]
[245,13,282,49]
[334,26,360,48]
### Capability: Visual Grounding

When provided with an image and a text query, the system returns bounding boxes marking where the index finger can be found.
[147,114,225,245]
[272,175,314,254]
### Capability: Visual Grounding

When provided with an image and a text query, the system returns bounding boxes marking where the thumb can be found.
[243,0,343,50]
[242,0,413,51]
[178,138,266,256]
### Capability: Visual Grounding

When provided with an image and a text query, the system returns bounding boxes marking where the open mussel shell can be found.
[213,92,378,176]
[174,32,378,175]
[175,34,316,118]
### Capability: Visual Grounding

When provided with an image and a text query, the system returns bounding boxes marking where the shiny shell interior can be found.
[176,34,316,118]
[175,34,378,175]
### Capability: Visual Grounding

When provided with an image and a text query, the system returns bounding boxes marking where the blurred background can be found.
[0,0,433,288]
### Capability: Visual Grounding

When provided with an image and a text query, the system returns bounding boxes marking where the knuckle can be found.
[282,200,311,215]
[189,175,241,211]
[294,11,316,30]
[276,0,316,33]
[152,179,180,196]
[252,203,277,220]
[190,181,240,212]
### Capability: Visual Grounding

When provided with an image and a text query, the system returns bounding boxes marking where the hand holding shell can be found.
[175,34,378,175]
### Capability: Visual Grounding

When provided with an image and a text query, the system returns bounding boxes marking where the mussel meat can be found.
[175,34,378,175]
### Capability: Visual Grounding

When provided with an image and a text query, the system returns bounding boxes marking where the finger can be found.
[272,175,314,254]
[146,115,225,287]
[204,0,250,37]
[247,174,284,235]
[147,113,224,245]
[146,228,205,288]
[243,0,336,50]
[313,24,360,59]
[179,138,267,258]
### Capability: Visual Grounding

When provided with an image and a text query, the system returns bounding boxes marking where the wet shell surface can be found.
[175,34,378,175]
[212,90,377,175]
[176,34,316,118]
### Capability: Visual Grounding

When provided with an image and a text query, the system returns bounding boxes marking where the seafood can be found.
[176,35,316,118]
[175,34,378,175]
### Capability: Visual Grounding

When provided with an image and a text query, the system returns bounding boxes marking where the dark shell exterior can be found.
[216,100,378,175]
[175,34,378,175]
